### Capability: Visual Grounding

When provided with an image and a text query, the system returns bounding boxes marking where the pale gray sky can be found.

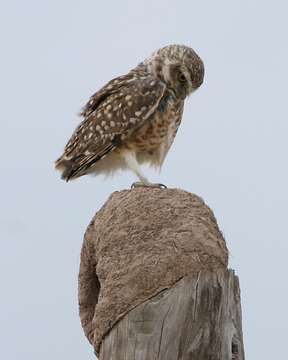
[1,1,287,359]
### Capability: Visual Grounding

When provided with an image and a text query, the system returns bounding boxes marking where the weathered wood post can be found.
[78,188,245,359]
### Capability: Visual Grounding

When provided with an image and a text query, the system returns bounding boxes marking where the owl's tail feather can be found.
[55,143,116,182]
[54,157,79,182]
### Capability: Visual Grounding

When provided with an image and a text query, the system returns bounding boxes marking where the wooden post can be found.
[100,270,245,360]
[78,188,245,359]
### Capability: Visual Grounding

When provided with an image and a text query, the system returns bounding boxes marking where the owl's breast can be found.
[125,98,184,166]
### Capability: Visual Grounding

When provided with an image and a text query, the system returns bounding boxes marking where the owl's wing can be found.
[55,73,166,181]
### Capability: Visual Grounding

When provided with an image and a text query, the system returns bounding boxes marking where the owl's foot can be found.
[131,181,167,189]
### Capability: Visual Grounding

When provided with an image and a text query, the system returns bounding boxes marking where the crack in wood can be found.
[193,271,201,321]
[156,303,173,359]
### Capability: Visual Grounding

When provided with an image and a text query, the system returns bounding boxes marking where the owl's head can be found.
[145,44,204,99]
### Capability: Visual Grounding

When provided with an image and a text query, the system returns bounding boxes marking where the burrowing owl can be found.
[55,44,204,187]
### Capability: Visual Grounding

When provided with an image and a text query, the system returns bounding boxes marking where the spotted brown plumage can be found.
[55,44,204,185]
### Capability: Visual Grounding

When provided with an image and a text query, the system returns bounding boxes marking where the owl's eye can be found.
[178,72,187,83]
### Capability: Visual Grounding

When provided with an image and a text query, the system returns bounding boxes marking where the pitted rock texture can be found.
[78,188,228,355]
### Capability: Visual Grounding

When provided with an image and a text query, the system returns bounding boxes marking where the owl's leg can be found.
[122,150,149,184]
[122,150,166,189]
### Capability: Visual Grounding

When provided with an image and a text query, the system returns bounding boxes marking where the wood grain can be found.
[100,269,244,360]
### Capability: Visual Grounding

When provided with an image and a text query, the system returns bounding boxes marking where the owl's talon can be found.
[131,182,167,189]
